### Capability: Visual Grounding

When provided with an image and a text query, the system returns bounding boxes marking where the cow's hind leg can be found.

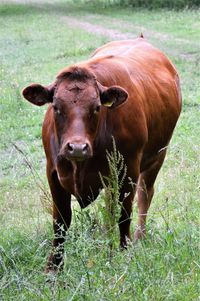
[134,150,167,240]
[46,170,71,273]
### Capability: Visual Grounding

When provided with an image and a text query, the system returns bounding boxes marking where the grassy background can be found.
[0,1,200,300]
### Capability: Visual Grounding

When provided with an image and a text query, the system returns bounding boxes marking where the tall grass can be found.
[99,139,127,258]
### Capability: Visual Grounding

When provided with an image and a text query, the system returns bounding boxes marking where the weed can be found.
[99,138,127,259]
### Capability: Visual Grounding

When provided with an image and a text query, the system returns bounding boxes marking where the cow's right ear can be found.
[22,83,54,106]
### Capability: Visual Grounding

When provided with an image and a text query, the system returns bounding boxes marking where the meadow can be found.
[0,1,200,300]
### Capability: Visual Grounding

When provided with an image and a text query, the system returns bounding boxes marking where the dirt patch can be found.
[61,16,134,40]
[61,15,200,60]
[62,15,196,46]
[62,16,170,43]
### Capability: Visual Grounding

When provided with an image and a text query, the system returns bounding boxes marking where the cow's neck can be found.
[94,109,113,153]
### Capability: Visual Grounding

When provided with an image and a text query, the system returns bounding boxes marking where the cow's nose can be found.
[67,143,89,157]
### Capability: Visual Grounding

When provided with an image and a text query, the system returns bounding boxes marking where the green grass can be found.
[0,1,200,300]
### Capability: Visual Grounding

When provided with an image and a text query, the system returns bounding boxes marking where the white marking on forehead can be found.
[65,81,87,91]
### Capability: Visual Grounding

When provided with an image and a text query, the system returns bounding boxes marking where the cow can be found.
[22,37,181,272]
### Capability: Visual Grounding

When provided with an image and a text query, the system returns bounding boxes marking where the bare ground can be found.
[61,16,134,40]
[61,15,197,46]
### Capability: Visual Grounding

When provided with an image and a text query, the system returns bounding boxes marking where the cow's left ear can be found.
[98,83,128,108]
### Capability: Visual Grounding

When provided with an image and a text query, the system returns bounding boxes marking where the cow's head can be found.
[22,67,128,162]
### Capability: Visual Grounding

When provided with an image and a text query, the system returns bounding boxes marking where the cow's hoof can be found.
[45,253,63,275]
[120,236,131,250]
[134,226,146,241]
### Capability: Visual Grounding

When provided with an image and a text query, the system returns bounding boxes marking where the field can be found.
[0,1,200,300]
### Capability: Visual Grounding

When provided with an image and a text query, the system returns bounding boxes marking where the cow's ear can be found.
[98,83,128,108]
[22,83,54,106]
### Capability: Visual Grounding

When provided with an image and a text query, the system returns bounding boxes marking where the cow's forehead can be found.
[55,79,98,101]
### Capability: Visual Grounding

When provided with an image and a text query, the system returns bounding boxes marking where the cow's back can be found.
[85,39,182,164]
[91,39,181,116]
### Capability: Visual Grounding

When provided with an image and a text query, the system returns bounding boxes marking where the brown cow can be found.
[22,38,181,272]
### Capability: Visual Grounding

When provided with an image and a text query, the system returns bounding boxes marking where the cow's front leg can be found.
[119,190,134,247]
[119,159,140,248]
[46,170,71,273]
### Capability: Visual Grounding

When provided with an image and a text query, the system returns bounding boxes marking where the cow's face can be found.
[22,68,128,162]
[52,79,102,161]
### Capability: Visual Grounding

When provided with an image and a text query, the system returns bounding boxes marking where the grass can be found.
[0,1,200,300]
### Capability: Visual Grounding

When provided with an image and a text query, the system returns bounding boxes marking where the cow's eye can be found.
[94,105,101,114]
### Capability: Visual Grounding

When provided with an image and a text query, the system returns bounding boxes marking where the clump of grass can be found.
[99,138,127,258]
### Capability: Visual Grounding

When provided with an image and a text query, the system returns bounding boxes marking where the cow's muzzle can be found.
[58,141,92,162]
